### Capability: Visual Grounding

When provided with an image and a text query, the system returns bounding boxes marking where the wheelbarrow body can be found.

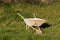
[24,18,46,26]
[17,13,46,34]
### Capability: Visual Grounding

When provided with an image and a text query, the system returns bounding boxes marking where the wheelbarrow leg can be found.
[26,25,28,30]
[26,25,29,30]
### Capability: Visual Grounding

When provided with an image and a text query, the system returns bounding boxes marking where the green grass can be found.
[0,3,60,40]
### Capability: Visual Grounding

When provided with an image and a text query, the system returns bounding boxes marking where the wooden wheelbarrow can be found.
[17,13,46,34]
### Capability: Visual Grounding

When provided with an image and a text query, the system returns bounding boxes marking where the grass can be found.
[0,2,60,40]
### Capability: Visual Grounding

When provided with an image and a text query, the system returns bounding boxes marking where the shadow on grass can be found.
[32,23,51,29]
[40,23,51,29]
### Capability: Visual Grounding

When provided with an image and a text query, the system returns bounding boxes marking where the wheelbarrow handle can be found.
[17,13,25,20]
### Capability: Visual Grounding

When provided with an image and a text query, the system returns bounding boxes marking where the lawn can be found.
[0,2,60,40]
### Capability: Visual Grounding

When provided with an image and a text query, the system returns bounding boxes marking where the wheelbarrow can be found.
[17,13,46,34]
